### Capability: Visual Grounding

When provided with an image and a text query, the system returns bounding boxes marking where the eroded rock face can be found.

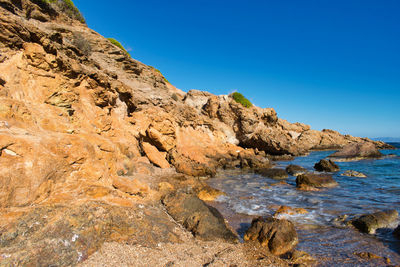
[314,159,340,172]
[244,217,298,256]
[296,173,338,190]
[329,142,383,161]
[352,210,398,234]
[286,165,306,176]
[162,192,238,242]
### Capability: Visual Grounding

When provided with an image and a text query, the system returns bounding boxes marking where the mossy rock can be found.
[107,38,131,57]
[231,92,252,108]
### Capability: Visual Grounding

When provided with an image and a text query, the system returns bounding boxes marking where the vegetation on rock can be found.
[39,0,85,23]
[107,38,130,56]
[231,92,252,108]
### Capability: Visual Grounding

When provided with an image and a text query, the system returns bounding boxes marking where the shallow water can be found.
[208,143,400,266]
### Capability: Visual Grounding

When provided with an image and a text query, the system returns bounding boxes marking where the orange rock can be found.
[197,186,226,201]
[141,142,170,169]
[112,176,149,196]
[274,206,308,217]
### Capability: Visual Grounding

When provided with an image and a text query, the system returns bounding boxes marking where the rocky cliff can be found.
[0,1,392,265]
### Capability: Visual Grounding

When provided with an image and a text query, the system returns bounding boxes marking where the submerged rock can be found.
[162,192,238,242]
[314,159,340,172]
[286,164,307,176]
[244,217,298,256]
[341,170,367,178]
[274,206,308,217]
[329,142,383,161]
[256,168,288,180]
[352,210,398,234]
[196,184,226,201]
[296,173,338,190]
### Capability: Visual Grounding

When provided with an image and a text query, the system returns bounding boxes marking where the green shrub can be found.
[149,66,170,84]
[107,38,131,57]
[39,0,85,23]
[231,92,252,108]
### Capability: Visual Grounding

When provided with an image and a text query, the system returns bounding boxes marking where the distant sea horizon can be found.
[371,137,400,143]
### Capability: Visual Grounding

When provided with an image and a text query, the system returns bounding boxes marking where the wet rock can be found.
[354,252,385,260]
[394,224,400,238]
[196,185,226,201]
[352,210,398,234]
[296,173,338,190]
[244,217,298,256]
[162,192,238,242]
[274,206,308,217]
[341,170,367,178]
[256,168,288,180]
[329,142,383,161]
[314,159,340,172]
[287,250,317,266]
[286,165,307,176]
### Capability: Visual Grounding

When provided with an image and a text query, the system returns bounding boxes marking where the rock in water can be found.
[394,225,400,238]
[329,142,383,161]
[162,192,238,242]
[314,159,340,172]
[244,217,298,256]
[286,164,306,176]
[296,173,338,190]
[341,170,367,178]
[352,210,398,234]
[256,168,288,180]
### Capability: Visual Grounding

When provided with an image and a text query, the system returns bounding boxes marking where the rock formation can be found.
[329,142,384,161]
[352,210,398,234]
[0,1,394,265]
[296,173,338,190]
[286,164,307,176]
[314,159,340,172]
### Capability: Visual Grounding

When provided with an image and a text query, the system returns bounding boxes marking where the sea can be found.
[208,143,400,266]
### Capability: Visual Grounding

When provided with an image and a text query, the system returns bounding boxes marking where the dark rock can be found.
[329,142,383,161]
[341,170,366,178]
[267,154,295,161]
[296,173,338,189]
[244,216,298,256]
[162,192,238,243]
[286,165,306,176]
[0,76,5,86]
[314,159,339,172]
[352,210,398,234]
[256,168,288,180]
[394,224,400,238]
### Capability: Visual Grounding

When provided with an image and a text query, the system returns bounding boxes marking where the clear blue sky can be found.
[74,0,399,138]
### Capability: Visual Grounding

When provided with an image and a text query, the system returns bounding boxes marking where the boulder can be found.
[286,164,307,176]
[256,168,288,180]
[314,159,340,172]
[329,142,383,161]
[244,217,298,256]
[394,224,400,238]
[352,210,398,234]
[141,142,170,169]
[196,185,226,201]
[162,192,238,242]
[341,170,367,178]
[296,173,338,190]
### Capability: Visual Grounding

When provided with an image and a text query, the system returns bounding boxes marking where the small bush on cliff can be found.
[231,92,252,108]
[39,0,85,23]
[107,38,131,57]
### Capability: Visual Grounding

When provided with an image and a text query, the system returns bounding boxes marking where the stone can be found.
[352,210,398,234]
[329,142,383,161]
[257,168,288,180]
[196,185,226,201]
[394,224,400,238]
[141,142,170,169]
[286,165,306,176]
[274,206,308,217]
[341,170,367,178]
[111,176,149,196]
[162,192,238,242]
[296,173,338,190]
[244,217,298,256]
[314,159,340,172]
